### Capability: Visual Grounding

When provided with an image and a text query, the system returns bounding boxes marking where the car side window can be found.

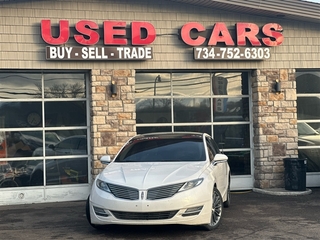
[56,139,73,150]
[206,139,215,162]
[210,138,220,154]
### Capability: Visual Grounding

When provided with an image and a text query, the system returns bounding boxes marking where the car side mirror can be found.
[212,153,228,165]
[100,155,112,165]
[48,144,55,149]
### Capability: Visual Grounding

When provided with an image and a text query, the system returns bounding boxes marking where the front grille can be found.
[147,183,184,200]
[111,210,178,220]
[107,183,139,200]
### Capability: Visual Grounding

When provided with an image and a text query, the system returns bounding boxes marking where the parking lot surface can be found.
[1,188,320,240]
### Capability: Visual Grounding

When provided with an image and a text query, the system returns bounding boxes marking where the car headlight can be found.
[96,179,111,193]
[179,178,203,192]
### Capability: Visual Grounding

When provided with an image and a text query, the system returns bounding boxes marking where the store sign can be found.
[41,20,156,60]
[180,22,283,60]
[41,20,284,61]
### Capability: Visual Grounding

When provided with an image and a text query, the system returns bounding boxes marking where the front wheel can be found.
[202,187,223,231]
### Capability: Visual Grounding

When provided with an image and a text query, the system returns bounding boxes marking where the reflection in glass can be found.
[0,160,42,188]
[174,125,211,135]
[136,98,171,124]
[28,158,88,186]
[46,135,87,156]
[298,149,320,172]
[43,73,86,98]
[211,72,248,96]
[213,124,250,149]
[297,122,320,172]
[0,130,87,159]
[31,130,87,157]
[213,98,249,122]
[297,97,320,120]
[173,98,211,123]
[45,158,88,185]
[137,126,172,134]
[0,160,19,187]
[0,131,43,158]
[0,73,42,99]
[45,101,86,127]
[135,71,251,176]
[0,102,42,128]
[136,73,171,97]
[172,73,210,96]
[296,72,320,94]
[225,151,251,175]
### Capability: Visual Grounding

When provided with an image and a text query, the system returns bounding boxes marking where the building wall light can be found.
[111,81,117,97]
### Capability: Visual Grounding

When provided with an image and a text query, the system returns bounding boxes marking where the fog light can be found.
[93,206,109,217]
[182,206,203,217]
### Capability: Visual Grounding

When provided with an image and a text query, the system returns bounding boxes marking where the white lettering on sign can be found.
[81,47,109,59]
[117,47,152,59]
[46,46,153,60]
[49,47,73,59]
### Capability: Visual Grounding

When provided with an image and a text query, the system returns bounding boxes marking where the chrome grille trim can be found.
[147,183,184,200]
[110,210,179,220]
[107,183,139,200]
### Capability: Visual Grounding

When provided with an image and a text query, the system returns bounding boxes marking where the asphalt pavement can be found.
[1,188,320,240]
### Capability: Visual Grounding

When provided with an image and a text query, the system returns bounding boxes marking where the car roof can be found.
[132,132,206,141]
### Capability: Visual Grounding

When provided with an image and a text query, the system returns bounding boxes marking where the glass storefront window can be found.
[0,73,42,99]
[45,101,87,127]
[0,102,42,128]
[213,97,249,122]
[172,73,211,96]
[173,98,211,123]
[135,73,171,97]
[225,151,251,175]
[44,73,86,98]
[136,98,171,124]
[174,125,211,135]
[213,124,250,149]
[28,158,88,186]
[297,97,320,120]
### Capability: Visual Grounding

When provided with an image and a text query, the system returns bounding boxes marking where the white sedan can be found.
[86,132,230,230]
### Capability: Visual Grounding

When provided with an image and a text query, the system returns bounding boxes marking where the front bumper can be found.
[89,183,213,226]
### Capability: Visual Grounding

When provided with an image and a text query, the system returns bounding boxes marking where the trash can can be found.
[283,158,307,191]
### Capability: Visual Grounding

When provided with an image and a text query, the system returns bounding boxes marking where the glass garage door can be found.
[135,71,253,190]
[0,72,91,205]
[296,71,320,187]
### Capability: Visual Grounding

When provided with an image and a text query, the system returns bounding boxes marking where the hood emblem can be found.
[141,191,145,200]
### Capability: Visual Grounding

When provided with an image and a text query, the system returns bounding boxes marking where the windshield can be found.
[114,138,206,162]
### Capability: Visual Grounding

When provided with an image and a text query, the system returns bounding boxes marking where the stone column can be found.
[90,69,136,180]
[252,69,298,188]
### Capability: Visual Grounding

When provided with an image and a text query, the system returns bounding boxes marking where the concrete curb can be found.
[253,188,313,196]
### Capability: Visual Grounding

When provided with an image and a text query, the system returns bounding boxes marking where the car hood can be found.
[99,161,208,189]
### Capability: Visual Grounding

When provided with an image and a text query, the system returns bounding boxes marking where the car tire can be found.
[202,187,223,231]
[85,196,104,230]
[223,177,231,208]
[0,179,19,188]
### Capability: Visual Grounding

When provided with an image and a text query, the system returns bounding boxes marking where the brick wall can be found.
[252,69,298,188]
[90,69,136,179]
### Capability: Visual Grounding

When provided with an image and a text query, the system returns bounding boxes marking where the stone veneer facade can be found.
[90,68,300,189]
[90,69,136,179]
[252,69,298,188]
